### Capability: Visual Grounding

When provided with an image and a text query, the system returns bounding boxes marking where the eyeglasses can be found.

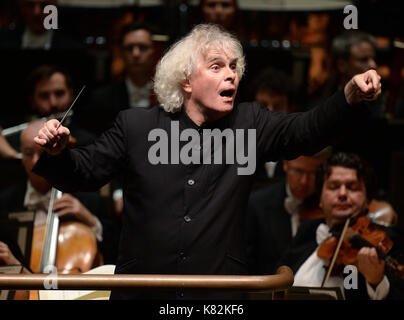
[287,166,316,179]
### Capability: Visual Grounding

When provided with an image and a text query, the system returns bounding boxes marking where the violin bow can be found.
[321,217,351,287]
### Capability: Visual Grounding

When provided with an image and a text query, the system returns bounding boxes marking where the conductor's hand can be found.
[34,119,70,156]
[344,69,382,105]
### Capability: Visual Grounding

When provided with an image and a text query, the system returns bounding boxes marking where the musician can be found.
[77,22,158,137]
[250,67,296,190]
[247,148,331,275]
[75,23,158,219]
[32,24,381,300]
[0,120,104,243]
[278,152,404,299]
[0,234,31,274]
[0,0,83,50]
[308,31,380,115]
[1,65,96,160]
[0,129,19,159]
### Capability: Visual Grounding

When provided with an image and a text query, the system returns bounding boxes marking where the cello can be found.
[28,187,101,299]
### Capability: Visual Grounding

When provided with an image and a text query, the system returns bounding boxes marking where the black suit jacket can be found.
[33,90,370,299]
[278,218,404,300]
[247,179,293,275]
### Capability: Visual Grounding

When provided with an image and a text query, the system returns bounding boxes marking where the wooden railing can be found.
[0,266,293,299]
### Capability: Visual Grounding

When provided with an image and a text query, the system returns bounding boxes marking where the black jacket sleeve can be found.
[253,89,370,162]
[33,111,128,193]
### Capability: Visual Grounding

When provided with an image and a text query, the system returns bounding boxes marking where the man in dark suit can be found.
[278,152,404,299]
[77,22,158,138]
[32,24,382,300]
[247,148,330,275]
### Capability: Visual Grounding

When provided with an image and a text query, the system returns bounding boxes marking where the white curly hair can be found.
[153,24,245,113]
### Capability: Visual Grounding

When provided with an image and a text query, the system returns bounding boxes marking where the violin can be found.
[317,215,404,286]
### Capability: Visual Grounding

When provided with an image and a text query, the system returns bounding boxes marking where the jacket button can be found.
[187,179,195,186]
[184,215,191,222]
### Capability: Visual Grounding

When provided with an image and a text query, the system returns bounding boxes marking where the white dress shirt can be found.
[24,181,103,241]
[284,183,302,237]
[22,28,53,50]
[125,78,152,108]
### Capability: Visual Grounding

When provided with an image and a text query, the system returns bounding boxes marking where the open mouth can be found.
[219,89,235,98]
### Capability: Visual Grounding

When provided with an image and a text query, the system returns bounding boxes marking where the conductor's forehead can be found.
[199,44,236,62]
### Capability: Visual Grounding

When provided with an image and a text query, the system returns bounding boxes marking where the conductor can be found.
[33,24,381,300]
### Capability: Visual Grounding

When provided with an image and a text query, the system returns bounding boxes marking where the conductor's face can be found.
[184,47,239,116]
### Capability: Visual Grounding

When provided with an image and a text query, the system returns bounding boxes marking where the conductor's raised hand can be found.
[34,119,70,155]
[344,69,382,105]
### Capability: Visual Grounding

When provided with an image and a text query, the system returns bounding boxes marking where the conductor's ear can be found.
[182,78,192,94]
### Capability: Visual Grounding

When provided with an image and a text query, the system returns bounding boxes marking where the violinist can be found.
[247,147,331,275]
[278,152,404,300]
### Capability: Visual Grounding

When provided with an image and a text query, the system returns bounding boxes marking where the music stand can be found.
[0,211,35,264]
[286,286,344,300]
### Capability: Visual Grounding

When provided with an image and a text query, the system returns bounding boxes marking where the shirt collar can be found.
[284,183,302,216]
[125,78,152,108]
[22,28,53,50]
[23,181,51,212]
[316,223,332,245]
